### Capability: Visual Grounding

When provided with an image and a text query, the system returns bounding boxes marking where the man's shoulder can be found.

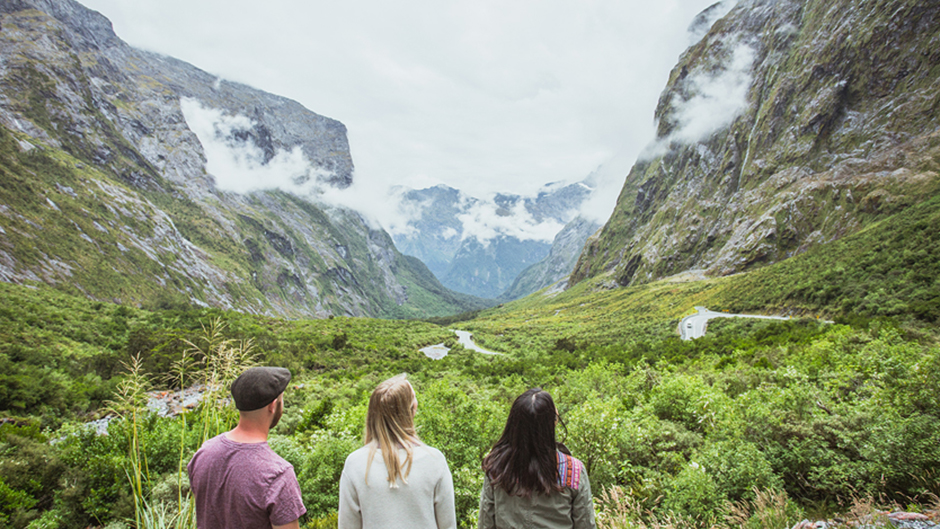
[191,434,292,472]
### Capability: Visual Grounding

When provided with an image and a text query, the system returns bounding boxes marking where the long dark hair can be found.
[482,388,560,497]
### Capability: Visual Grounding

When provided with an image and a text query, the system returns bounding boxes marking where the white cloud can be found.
[181,97,422,234]
[687,1,740,45]
[181,97,571,244]
[667,40,756,144]
[457,199,566,245]
[577,149,639,223]
[82,0,721,204]
[180,97,327,195]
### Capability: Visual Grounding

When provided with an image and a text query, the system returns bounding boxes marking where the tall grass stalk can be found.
[183,318,257,443]
[722,488,799,529]
[110,318,255,528]
[597,486,801,529]
[169,337,197,521]
[596,485,700,529]
[107,354,151,529]
[131,494,196,529]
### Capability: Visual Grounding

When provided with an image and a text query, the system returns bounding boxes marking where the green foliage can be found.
[696,441,781,502]
[291,431,358,519]
[715,193,940,322]
[0,423,64,529]
[0,207,939,527]
[415,379,506,524]
[663,463,723,523]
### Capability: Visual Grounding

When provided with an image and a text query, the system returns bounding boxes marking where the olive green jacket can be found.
[478,454,595,529]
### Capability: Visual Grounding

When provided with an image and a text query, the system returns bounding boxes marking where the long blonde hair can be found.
[364,374,420,487]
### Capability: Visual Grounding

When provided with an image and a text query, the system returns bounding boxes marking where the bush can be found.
[696,440,781,502]
[292,431,359,519]
[663,463,723,522]
[648,374,727,434]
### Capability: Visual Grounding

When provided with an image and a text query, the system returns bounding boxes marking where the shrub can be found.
[696,440,781,502]
[663,463,723,522]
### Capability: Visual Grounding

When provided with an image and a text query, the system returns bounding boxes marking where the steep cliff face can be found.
[571,0,940,287]
[0,0,486,318]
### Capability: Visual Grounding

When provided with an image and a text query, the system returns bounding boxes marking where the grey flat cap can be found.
[230,366,291,411]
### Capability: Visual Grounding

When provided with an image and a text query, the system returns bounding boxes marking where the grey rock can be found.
[571,0,940,287]
[0,0,485,318]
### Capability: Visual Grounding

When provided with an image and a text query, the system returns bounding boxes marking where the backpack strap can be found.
[556,451,582,489]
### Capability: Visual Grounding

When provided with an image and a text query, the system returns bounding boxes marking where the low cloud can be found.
[181,97,420,234]
[577,149,638,224]
[457,199,566,245]
[180,98,329,194]
[667,40,756,144]
[687,1,739,45]
[182,96,632,248]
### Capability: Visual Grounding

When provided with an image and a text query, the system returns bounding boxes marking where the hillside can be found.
[0,0,487,318]
[571,0,940,287]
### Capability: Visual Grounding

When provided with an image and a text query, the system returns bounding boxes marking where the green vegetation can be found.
[1,113,938,526]
[713,192,940,322]
[2,2,938,527]
[1,214,938,527]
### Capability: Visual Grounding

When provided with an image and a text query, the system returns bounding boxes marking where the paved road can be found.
[679,306,791,340]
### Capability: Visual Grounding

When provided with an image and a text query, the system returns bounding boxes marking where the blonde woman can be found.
[338,375,457,529]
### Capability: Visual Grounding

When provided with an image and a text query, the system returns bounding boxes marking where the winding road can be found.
[679,306,791,340]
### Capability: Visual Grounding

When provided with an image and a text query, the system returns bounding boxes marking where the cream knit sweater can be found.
[338,443,457,529]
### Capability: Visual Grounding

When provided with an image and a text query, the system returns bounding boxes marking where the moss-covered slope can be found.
[0,1,488,318]
[572,0,940,287]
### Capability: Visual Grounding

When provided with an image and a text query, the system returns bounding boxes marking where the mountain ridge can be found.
[392,179,595,299]
[571,0,940,288]
[0,0,488,318]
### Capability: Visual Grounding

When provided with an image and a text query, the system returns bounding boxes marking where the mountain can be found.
[392,180,593,299]
[0,0,488,318]
[571,0,940,288]
[501,215,601,300]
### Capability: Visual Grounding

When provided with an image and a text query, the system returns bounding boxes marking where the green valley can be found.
[1,191,938,527]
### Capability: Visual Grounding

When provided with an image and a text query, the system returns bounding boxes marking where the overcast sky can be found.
[79,0,727,232]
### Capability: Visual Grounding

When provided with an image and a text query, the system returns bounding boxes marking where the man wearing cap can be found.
[187,366,306,529]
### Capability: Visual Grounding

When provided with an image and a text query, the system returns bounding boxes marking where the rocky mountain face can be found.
[501,215,601,300]
[0,0,487,318]
[392,181,593,299]
[571,0,940,288]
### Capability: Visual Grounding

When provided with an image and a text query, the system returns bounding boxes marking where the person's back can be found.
[340,443,454,529]
[338,374,456,529]
[478,388,596,529]
[188,433,305,529]
[187,366,306,529]
[480,450,593,529]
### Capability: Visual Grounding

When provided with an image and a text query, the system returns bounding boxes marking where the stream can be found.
[420,329,501,359]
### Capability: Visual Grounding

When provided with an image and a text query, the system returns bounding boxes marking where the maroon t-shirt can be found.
[187,433,306,529]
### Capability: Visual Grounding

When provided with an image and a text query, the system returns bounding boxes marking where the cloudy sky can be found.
[81,0,727,231]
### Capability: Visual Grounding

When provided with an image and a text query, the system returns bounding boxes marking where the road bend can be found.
[679,306,791,340]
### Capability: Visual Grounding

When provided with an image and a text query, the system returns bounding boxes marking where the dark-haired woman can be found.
[478,388,595,529]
